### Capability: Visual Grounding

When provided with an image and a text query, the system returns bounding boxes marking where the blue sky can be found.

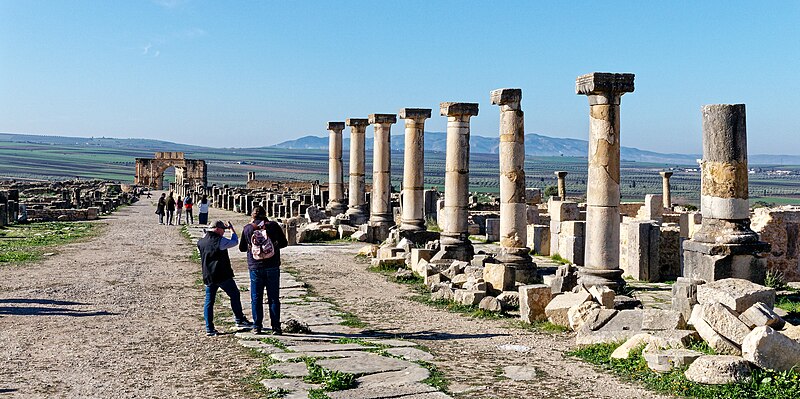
[1,1,798,154]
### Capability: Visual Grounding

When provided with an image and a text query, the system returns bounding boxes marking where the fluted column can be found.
[399,108,432,233]
[576,72,635,290]
[436,102,478,261]
[326,122,346,216]
[659,171,673,210]
[491,88,536,283]
[345,118,370,224]
[368,113,397,240]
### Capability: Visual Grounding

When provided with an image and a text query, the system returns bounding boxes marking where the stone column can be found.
[491,88,536,283]
[436,102,479,261]
[659,171,673,210]
[326,122,347,216]
[368,113,397,240]
[683,104,769,283]
[399,108,432,234]
[345,118,370,224]
[576,72,635,290]
[555,171,568,199]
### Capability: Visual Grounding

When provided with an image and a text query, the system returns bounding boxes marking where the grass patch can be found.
[303,357,357,391]
[765,269,788,290]
[416,360,449,393]
[568,342,800,399]
[337,311,368,328]
[549,253,570,265]
[425,217,441,232]
[0,222,96,264]
[507,319,570,334]
[260,337,290,351]
[410,294,505,320]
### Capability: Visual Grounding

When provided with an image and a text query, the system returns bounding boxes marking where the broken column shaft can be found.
[576,72,635,290]
[555,171,568,199]
[659,171,673,210]
[326,122,346,216]
[399,108,432,233]
[491,88,536,283]
[369,113,397,240]
[345,118,370,224]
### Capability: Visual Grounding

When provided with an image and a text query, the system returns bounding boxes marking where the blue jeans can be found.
[204,278,247,333]
[250,267,281,331]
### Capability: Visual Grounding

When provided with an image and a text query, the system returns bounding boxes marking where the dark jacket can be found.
[156,197,166,215]
[167,197,176,211]
[198,231,234,285]
[239,220,288,270]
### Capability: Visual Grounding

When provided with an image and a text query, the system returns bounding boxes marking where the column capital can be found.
[346,118,370,127]
[440,102,479,117]
[555,171,568,178]
[659,171,674,179]
[576,72,635,97]
[490,88,522,107]
[327,121,345,132]
[399,108,432,120]
[368,114,397,125]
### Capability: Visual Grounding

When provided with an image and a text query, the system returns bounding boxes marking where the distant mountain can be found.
[0,132,207,152]
[272,132,700,164]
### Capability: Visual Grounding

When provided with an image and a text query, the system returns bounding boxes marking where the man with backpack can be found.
[239,206,288,335]
[198,220,253,336]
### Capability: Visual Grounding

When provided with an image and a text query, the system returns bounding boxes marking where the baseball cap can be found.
[212,220,227,230]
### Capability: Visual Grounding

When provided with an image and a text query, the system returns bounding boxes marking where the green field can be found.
[2,138,800,207]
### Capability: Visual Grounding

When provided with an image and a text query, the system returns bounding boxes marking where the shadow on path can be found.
[0,298,117,317]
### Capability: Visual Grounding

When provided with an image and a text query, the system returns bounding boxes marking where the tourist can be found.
[197,220,253,336]
[176,195,184,225]
[166,192,176,225]
[155,193,166,224]
[198,195,209,225]
[239,206,288,335]
[184,194,194,224]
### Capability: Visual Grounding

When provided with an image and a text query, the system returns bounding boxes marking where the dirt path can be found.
[283,244,671,399]
[0,196,252,398]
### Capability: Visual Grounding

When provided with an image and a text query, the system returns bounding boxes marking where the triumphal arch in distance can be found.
[134,152,207,190]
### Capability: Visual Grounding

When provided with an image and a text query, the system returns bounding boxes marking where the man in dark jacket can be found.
[156,193,166,224]
[198,220,252,336]
[239,206,288,334]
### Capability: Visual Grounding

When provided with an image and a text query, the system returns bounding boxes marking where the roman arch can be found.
[134,152,207,190]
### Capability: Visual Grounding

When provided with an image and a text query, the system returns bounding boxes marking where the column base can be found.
[369,220,395,243]
[577,267,626,291]
[683,239,770,284]
[400,219,426,233]
[344,206,368,225]
[398,229,439,249]
[326,201,347,217]
[692,218,761,245]
[495,247,538,284]
[433,234,474,262]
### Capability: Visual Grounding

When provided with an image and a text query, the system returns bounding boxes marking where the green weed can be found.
[416,360,449,393]
[303,357,357,391]
[0,222,96,264]
[507,319,570,334]
[549,253,570,265]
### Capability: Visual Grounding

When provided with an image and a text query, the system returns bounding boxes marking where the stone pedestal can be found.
[368,114,397,241]
[436,102,478,261]
[326,122,347,216]
[660,171,673,210]
[555,171,568,200]
[491,88,536,283]
[345,118,370,225]
[683,104,769,284]
[575,72,635,290]
[399,108,432,239]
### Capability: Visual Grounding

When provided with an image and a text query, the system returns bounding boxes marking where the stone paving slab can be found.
[386,347,435,362]
[326,383,438,399]
[271,350,372,362]
[268,362,310,378]
[287,343,372,352]
[261,378,321,392]
[356,365,431,387]
[366,339,417,347]
[316,353,411,375]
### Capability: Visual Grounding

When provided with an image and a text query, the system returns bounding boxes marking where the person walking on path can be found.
[155,193,166,224]
[176,196,184,225]
[184,195,194,225]
[239,206,288,335]
[197,220,253,336]
[166,192,176,225]
[198,195,209,225]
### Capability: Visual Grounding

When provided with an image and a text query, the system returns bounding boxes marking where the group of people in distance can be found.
[196,206,288,336]
[155,192,210,225]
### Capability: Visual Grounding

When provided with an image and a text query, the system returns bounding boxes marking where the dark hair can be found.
[252,205,267,220]
[201,195,208,204]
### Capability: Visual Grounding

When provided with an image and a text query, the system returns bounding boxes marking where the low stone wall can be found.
[752,206,800,281]
[27,207,99,222]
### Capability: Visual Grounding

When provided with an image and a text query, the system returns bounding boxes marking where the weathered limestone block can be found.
[671,277,704,321]
[642,309,686,331]
[568,301,601,331]
[684,355,752,385]
[738,302,785,330]
[450,273,469,288]
[697,278,776,313]
[527,224,550,256]
[588,285,615,309]
[781,324,800,341]
[610,333,653,359]
[371,257,406,270]
[410,248,435,275]
[305,205,326,223]
[454,289,485,306]
[644,349,703,373]
[548,200,579,256]
[519,284,551,323]
[701,302,751,345]
[338,224,357,239]
[424,273,448,287]
[751,206,800,281]
[620,220,660,282]
[581,308,618,331]
[558,220,585,265]
[636,194,664,222]
[431,288,454,302]
[545,291,592,327]
[483,263,515,294]
[478,296,502,312]
[688,305,741,355]
[496,291,520,310]
[679,212,703,239]
[742,326,800,372]
[658,224,681,281]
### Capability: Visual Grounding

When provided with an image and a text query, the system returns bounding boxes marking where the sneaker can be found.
[272,328,283,336]
[253,327,263,335]
[235,319,254,329]
[206,330,219,337]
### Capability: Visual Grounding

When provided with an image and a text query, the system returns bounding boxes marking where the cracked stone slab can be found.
[356,365,430,387]
[261,378,320,392]
[503,365,538,381]
[268,362,309,378]
[365,339,417,347]
[316,353,411,375]
[327,383,438,399]
[386,347,435,362]
[398,393,453,399]
[271,350,371,362]
[287,343,371,352]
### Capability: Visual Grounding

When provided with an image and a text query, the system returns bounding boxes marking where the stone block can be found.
[568,301,601,331]
[644,349,703,373]
[454,289,485,306]
[371,257,406,270]
[595,309,644,332]
[430,288,454,302]
[496,291,519,310]
[620,220,660,282]
[557,221,585,265]
[525,187,542,205]
[636,194,663,222]
[684,355,752,385]
[471,254,492,268]
[642,309,686,331]
[738,302,785,330]
[478,296,502,312]
[582,308,618,331]
[485,218,500,242]
[588,285,615,309]
[526,205,539,225]
[338,224,357,239]
[658,224,681,281]
[467,223,480,235]
[679,212,702,239]
[463,265,484,279]
[671,277,704,322]
[683,241,769,284]
[450,273,469,288]
[519,284,551,323]
[697,278,776,313]
[549,201,579,222]
[483,263,515,294]
[742,326,800,372]
[424,273,448,287]
[688,305,741,355]
[527,224,550,256]
[545,291,592,327]
[610,333,652,359]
